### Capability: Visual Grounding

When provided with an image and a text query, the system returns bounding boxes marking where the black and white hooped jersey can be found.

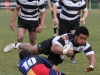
[48,0,62,14]
[55,0,88,20]
[52,33,95,56]
[16,0,45,20]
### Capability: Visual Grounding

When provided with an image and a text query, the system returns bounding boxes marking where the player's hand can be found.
[36,25,44,33]
[50,7,53,12]
[84,65,94,72]
[54,18,59,25]
[80,18,85,24]
[10,22,16,31]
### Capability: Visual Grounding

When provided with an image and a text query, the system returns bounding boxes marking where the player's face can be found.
[74,34,88,46]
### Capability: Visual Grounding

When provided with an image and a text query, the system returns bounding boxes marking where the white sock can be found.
[15,43,22,49]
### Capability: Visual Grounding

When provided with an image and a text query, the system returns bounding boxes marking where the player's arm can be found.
[10,6,20,31]
[11,6,20,23]
[51,44,74,57]
[52,44,63,54]
[39,0,46,27]
[36,0,46,33]
[53,2,59,25]
[80,2,88,24]
[39,11,45,28]
[39,56,58,71]
[84,54,96,72]
[87,54,96,68]
[81,10,88,21]
[84,46,96,72]
[48,0,53,12]
[51,36,74,57]
[10,0,21,31]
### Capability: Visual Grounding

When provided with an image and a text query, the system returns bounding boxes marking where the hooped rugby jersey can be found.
[55,0,88,20]
[16,0,45,20]
[52,33,95,56]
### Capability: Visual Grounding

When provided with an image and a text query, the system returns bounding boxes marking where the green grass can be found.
[0,9,100,75]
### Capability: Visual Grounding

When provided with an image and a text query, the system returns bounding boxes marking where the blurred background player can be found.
[48,0,62,36]
[38,0,47,28]
[10,0,45,52]
[78,0,89,24]
[53,0,88,34]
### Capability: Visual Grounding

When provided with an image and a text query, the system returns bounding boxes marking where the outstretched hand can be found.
[84,66,94,72]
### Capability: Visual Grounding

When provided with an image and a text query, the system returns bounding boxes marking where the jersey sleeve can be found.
[84,42,95,56]
[52,34,70,47]
[38,0,45,12]
[81,0,88,12]
[16,0,21,7]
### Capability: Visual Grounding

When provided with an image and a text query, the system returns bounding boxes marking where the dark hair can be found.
[74,26,89,37]
[19,49,31,60]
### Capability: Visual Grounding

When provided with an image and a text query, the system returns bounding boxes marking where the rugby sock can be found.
[53,26,57,33]
[15,43,22,49]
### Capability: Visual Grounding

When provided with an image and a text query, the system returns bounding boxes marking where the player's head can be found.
[74,26,89,46]
[74,26,89,37]
[19,49,31,60]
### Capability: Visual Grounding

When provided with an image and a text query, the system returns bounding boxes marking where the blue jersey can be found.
[18,55,53,75]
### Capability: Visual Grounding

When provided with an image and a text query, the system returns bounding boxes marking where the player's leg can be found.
[17,28,26,43]
[70,51,79,64]
[4,37,53,54]
[4,42,39,54]
[70,53,76,64]
[17,27,27,53]
[53,24,58,36]
[52,12,58,36]
[38,12,46,28]
[70,18,79,34]
[28,20,39,46]
[17,16,27,52]
[29,32,37,45]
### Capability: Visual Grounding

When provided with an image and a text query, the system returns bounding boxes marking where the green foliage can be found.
[0,9,100,75]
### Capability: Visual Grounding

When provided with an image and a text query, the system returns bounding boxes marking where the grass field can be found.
[0,9,100,75]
